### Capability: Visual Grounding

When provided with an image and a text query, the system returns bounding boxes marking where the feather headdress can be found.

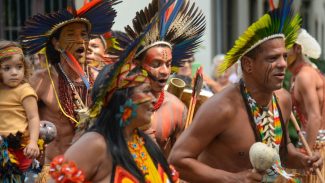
[218,0,302,74]
[20,0,119,55]
[296,28,321,59]
[90,0,176,118]
[125,0,206,68]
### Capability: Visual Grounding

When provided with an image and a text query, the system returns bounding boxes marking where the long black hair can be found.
[89,67,174,182]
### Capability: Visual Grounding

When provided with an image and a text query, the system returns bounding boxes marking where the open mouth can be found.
[75,47,85,54]
[157,79,167,87]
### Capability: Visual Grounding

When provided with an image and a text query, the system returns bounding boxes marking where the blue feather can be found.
[161,0,183,38]
[279,0,287,32]
[159,0,166,38]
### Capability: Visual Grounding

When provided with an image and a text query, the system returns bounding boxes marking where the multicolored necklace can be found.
[128,132,149,175]
[240,80,300,182]
[242,84,282,148]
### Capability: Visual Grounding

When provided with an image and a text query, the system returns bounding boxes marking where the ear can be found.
[51,37,60,51]
[241,56,253,73]
[294,44,302,54]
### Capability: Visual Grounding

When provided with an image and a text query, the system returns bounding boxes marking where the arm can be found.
[276,89,323,170]
[63,132,111,180]
[22,95,40,159]
[296,71,322,147]
[168,95,262,183]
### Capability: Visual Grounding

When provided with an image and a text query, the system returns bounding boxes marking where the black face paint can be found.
[263,64,272,85]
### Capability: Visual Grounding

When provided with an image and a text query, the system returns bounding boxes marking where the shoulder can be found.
[296,66,318,83]
[274,88,292,120]
[164,91,187,109]
[29,68,54,95]
[17,83,38,101]
[194,84,242,126]
[64,132,108,166]
[74,132,107,152]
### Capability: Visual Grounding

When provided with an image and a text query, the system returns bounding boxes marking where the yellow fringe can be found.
[35,164,50,183]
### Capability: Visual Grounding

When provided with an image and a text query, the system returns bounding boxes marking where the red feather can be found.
[77,0,102,16]
[269,0,275,10]
[165,0,175,23]
[65,51,86,77]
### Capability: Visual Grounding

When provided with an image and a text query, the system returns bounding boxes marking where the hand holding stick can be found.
[290,113,325,183]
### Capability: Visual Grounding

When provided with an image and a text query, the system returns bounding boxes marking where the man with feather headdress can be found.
[20,0,119,181]
[124,0,206,157]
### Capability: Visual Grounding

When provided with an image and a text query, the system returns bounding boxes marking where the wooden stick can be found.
[290,113,325,183]
[185,97,194,128]
[186,98,197,128]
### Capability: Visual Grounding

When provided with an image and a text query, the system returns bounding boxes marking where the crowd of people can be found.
[0,0,325,182]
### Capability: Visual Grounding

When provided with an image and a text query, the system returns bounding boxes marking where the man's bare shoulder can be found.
[296,66,319,80]
[195,84,242,121]
[29,69,53,95]
[165,91,186,108]
[274,88,292,120]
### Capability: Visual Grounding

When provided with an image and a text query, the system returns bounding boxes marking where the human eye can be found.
[150,61,160,68]
[2,66,10,71]
[17,64,24,70]
[283,53,288,61]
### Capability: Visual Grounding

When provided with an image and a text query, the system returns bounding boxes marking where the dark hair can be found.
[0,40,31,82]
[245,45,263,59]
[89,87,173,182]
[46,29,62,65]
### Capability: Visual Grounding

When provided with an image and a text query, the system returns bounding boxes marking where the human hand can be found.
[24,141,40,159]
[301,151,323,174]
[234,169,264,183]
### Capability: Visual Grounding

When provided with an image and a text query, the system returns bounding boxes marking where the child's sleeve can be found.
[19,83,38,102]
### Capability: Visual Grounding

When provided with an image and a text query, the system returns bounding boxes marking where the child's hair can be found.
[0,40,31,83]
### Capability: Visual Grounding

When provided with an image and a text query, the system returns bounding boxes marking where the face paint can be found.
[131,81,155,104]
[162,49,168,61]
[141,46,172,93]
[263,64,272,85]
[57,23,89,64]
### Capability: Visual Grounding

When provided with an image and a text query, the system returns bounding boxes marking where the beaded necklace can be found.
[240,80,300,182]
[153,91,164,111]
[127,131,166,183]
[242,84,282,148]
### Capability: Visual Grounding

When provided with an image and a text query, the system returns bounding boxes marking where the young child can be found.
[0,40,40,182]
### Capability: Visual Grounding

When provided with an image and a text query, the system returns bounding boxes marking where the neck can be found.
[59,60,82,83]
[123,125,137,141]
[153,90,162,98]
[288,54,305,74]
[242,78,273,107]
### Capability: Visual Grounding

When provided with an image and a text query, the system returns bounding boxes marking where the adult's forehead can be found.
[144,46,172,58]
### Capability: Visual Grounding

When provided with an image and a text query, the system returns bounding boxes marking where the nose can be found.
[277,55,287,69]
[159,64,170,77]
[11,68,18,75]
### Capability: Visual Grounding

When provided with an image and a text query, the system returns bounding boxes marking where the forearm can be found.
[29,116,40,143]
[173,158,238,183]
[284,143,306,169]
[305,115,321,147]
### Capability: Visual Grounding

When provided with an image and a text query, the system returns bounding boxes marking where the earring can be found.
[116,99,138,127]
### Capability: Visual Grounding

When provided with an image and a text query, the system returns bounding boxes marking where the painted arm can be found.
[22,95,40,159]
